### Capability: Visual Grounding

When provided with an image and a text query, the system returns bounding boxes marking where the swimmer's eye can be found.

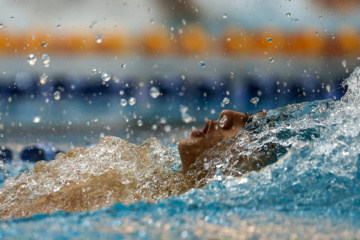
[219,114,232,130]
[223,119,233,130]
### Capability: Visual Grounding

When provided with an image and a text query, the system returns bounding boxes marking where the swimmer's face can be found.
[179,110,248,172]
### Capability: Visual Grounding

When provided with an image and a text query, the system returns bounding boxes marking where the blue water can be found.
[1,68,360,239]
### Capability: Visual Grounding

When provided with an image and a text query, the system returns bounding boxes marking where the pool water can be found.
[1,68,360,239]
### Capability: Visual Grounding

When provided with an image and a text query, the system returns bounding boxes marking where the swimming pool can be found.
[0,67,359,239]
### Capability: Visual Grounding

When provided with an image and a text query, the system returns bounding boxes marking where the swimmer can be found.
[0,109,271,219]
[177,109,272,191]
[179,109,267,173]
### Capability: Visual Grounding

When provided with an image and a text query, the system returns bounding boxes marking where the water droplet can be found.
[150,87,160,98]
[0,23,3,28]
[250,97,259,106]
[210,109,216,114]
[151,124,157,131]
[33,116,41,123]
[27,54,37,66]
[120,99,127,106]
[326,85,331,93]
[91,68,97,74]
[286,60,292,67]
[182,115,192,123]
[54,91,61,100]
[269,57,274,63]
[181,75,186,80]
[56,24,61,28]
[95,35,103,44]
[222,13,228,19]
[41,41,48,47]
[222,97,230,105]
[331,34,335,39]
[164,124,171,132]
[267,37,272,43]
[180,105,188,114]
[286,13,291,17]
[42,54,50,67]
[219,115,228,128]
[101,72,111,82]
[128,97,136,106]
[159,117,167,124]
[199,61,206,68]
[342,59,347,68]
[40,74,48,85]
[119,90,125,96]
[121,64,126,69]
[137,119,143,127]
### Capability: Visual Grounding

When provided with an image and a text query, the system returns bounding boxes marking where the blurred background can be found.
[0,0,359,157]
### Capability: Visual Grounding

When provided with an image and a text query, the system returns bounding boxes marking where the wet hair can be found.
[244,110,268,132]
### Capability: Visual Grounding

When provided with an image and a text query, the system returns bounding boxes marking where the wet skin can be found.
[179,110,248,172]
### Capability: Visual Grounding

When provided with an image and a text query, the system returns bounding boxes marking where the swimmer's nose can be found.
[202,120,210,135]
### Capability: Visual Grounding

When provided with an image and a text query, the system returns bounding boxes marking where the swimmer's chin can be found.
[179,138,206,173]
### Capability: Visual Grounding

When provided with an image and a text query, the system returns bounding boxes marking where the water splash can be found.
[0,137,183,219]
[2,68,360,238]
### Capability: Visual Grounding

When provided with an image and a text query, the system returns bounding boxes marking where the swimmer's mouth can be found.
[191,120,210,137]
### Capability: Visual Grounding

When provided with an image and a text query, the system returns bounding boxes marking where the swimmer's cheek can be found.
[205,131,224,150]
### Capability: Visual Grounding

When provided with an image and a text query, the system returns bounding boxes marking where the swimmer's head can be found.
[179,110,248,172]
